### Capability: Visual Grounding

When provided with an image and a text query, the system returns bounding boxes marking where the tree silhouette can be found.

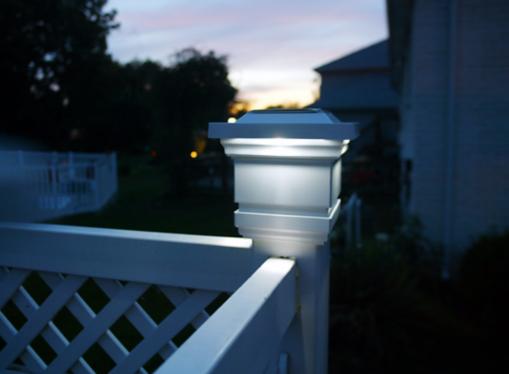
[0,0,118,146]
[151,49,237,195]
[0,3,237,193]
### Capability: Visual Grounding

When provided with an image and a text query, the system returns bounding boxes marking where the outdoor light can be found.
[209,109,358,246]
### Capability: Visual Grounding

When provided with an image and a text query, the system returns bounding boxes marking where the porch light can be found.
[209,109,358,245]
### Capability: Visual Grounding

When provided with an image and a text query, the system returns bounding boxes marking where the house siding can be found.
[401,0,509,252]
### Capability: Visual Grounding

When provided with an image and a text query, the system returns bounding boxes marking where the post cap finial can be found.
[209,108,358,140]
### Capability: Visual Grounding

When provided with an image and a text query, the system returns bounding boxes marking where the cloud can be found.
[107,0,387,107]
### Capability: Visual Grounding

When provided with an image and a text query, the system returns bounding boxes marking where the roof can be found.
[312,72,398,110]
[312,39,398,110]
[315,40,390,73]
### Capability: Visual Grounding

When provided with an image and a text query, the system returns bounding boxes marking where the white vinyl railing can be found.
[0,150,117,220]
[0,223,294,374]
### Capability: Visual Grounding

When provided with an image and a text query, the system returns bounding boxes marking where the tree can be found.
[152,49,237,195]
[1,2,237,168]
[0,0,118,147]
[65,59,154,152]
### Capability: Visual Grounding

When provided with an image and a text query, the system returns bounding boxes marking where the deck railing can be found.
[0,151,117,220]
[0,109,357,373]
[0,223,293,373]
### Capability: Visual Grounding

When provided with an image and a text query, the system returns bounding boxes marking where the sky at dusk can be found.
[106,0,387,109]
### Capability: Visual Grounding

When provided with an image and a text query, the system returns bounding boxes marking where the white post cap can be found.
[209,109,358,245]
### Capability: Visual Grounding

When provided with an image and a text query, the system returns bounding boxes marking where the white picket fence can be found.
[0,151,117,220]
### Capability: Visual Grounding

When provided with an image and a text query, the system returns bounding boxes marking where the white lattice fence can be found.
[0,267,226,373]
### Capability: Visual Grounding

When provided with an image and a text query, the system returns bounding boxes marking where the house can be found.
[313,40,400,231]
[314,40,398,118]
[388,0,509,259]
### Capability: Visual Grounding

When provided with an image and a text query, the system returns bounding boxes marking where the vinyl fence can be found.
[0,151,117,220]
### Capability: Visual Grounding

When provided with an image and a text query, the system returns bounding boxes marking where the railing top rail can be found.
[157,258,296,374]
[0,222,251,248]
[0,223,255,292]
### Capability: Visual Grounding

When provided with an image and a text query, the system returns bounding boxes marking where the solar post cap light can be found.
[209,109,358,373]
[209,108,358,245]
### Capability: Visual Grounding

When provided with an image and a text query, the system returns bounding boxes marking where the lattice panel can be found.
[0,266,228,373]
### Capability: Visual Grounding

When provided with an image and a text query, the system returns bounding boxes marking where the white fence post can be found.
[209,109,358,374]
[110,152,118,197]
[51,152,58,210]
[93,160,100,209]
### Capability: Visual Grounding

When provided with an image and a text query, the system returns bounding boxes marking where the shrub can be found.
[455,230,509,369]
[457,230,509,327]
[329,220,462,373]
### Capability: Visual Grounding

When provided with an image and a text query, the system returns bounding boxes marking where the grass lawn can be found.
[52,154,238,237]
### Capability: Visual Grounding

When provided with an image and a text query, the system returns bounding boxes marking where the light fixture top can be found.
[209,108,358,140]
